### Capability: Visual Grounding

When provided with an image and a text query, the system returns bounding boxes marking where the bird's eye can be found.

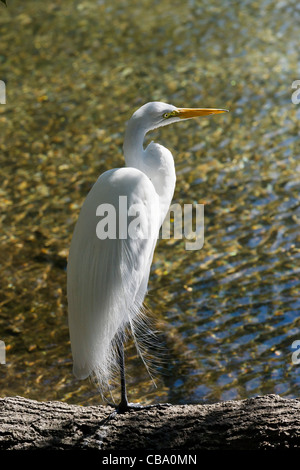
[163,110,178,119]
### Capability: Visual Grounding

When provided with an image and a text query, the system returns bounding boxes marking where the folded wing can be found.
[67,167,160,392]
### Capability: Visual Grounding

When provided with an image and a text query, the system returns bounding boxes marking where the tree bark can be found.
[0,394,299,450]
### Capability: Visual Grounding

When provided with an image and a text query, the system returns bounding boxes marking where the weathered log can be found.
[0,394,299,450]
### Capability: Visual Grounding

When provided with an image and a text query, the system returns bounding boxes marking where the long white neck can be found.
[123,118,146,170]
[123,118,176,226]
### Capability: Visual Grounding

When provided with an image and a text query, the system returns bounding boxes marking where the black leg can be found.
[115,333,172,414]
[117,338,129,412]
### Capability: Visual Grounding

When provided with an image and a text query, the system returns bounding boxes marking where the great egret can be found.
[67,101,228,411]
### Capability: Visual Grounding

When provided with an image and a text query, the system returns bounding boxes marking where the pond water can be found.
[0,0,299,406]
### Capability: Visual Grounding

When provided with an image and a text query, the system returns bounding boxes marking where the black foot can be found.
[116,401,172,414]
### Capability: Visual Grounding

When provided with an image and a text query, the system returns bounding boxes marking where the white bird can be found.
[67,101,228,411]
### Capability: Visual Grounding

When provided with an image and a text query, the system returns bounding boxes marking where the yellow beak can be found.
[177,108,229,119]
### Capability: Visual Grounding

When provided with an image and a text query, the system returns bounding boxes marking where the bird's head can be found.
[130,101,228,132]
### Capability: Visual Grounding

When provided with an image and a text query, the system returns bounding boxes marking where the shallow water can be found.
[0,0,299,405]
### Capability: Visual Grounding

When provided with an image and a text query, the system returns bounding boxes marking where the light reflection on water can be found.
[0,0,299,406]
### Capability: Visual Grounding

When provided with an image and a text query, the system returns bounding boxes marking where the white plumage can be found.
[67,167,161,390]
[67,102,227,407]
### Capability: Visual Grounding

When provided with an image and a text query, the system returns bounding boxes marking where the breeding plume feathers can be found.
[67,167,160,394]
